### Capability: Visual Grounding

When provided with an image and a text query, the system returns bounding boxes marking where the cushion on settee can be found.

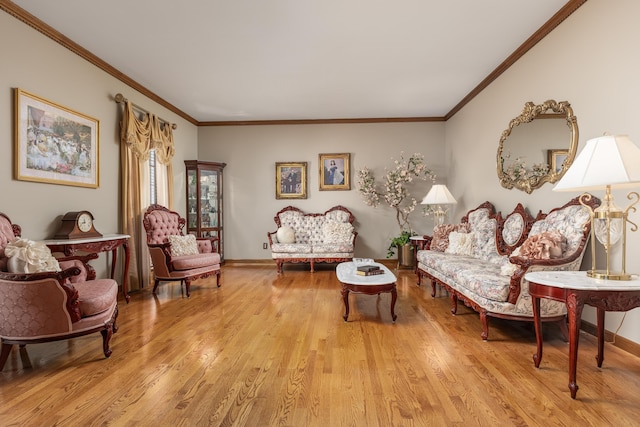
[515,230,565,259]
[276,226,296,243]
[445,231,474,255]
[168,234,199,256]
[431,223,471,252]
[322,221,353,243]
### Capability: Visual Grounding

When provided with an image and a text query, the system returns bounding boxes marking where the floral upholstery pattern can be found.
[416,197,597,339]
[268,206,357,272]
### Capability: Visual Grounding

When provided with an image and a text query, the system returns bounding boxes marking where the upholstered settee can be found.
[416,196,599,340]
[267,206,357,273]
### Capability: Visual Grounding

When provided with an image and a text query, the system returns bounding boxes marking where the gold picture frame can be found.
[548,149,569,174]
[276,162,307,199]
[14,88,99,188]
[319,153,350,191]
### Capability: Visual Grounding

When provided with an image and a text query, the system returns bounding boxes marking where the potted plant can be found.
[357,152,435,265]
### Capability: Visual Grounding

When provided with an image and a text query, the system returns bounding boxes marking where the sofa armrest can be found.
[267,230,277,246]
[506,253,586,304]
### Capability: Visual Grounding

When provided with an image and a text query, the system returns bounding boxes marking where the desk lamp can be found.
[553,134,640,280]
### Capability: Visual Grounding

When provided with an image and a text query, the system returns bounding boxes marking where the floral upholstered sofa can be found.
[267,206,357,273]
[416,196,599,340]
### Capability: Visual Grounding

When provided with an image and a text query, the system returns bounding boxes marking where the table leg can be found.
[121,242,131,303]
[390,286,397,322]
[341,286,350,322]
[596,307,605,368]
[567,292,584,399]
[532,295,543,368]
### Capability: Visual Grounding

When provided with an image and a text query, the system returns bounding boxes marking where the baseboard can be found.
[581,320,640,358]
[224,259,408,269]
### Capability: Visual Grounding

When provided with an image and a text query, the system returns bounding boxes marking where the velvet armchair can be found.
[143,204,221,297]
[0,213,119,371]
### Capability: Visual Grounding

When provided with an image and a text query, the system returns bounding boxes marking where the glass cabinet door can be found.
[184,160,226,261]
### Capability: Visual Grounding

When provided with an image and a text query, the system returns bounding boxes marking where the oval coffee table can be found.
[336,261,398,322]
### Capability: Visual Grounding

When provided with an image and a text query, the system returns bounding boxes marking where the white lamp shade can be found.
[421,184,457,205]
[553,134,640,192]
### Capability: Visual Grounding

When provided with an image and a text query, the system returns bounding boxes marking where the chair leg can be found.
[185,279,191,297]
[100,327,113,358]
[153,279,160,294]
[0,342,13,370]
[216,271,221,287]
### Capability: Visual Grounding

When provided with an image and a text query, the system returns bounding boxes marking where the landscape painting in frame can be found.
[276,162,307,199]
[14,88,99,188]
[319,153,350,190]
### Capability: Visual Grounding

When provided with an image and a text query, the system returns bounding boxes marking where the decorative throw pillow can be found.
[5,238,61,273]
[322,221,354,243]
[276,226,296,244]
[445,231,474,256]
[168,234,199,256]
[431,223,471,252]
[517,230,565,260]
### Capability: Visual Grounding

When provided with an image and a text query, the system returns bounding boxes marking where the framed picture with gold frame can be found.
[276,162,307,199]
[548,149,569,174]
[14,88,99,188]
[319,153,350,191]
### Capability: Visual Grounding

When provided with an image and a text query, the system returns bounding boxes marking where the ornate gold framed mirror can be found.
[497,100,578,194]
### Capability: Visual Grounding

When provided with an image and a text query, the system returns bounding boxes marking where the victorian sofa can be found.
[267,205,357,273]
[416,196,599,340]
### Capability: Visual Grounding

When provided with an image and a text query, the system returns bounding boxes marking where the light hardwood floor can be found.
[2,264,640,426]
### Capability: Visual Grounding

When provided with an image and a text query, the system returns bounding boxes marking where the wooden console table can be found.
[526,270,640,399]
[43,234,131,303]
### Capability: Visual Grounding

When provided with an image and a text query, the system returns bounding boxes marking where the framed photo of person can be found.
[275,162,307,199]
[319,153,350,191]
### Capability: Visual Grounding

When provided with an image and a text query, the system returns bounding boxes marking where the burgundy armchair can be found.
[0,213,118,371]
[143,204,221,297]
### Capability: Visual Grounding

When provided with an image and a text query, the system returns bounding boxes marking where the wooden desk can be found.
[336,262,397,322]
[43,234,131,303]
[526,270,640,399]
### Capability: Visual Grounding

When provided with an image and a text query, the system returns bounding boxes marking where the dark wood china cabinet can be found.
[185,160,226,261]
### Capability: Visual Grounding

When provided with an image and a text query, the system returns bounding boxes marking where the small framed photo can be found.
[319,153,350,191]
[548,149,569,174]
[14,88,99,188]
[276,162,307,199]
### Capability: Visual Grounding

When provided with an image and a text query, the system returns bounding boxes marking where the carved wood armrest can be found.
[148,242,173,262]
[196,236,220,253]
[267,231,277,246]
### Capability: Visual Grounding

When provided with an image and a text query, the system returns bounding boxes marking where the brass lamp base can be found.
[587,270,632,281]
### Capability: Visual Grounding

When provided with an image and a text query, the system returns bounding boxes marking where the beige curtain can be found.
[120,101,175,290]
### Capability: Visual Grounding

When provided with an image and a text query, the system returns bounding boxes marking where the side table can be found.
[43,234,131,303]
[526,270,640,399]
[409,235,431,277]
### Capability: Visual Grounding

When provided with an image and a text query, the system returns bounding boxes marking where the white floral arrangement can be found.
[357,152,436,233]
[503,153,549,181]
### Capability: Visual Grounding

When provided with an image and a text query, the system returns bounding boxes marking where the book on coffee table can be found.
[356,265,380,273]
[356,269,385,276]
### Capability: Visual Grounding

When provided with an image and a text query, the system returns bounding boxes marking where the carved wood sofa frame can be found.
[417,196,599,341]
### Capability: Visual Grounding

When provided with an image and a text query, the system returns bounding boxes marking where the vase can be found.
[397,243,414,269]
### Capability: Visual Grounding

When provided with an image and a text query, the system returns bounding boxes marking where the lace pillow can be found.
[516,230,565,259]
[445,231,474,256]
[168,234,199,256]
[276,226,296,243]
[322,221,354,243]
[431,223,471,252]
[5,238,61,273]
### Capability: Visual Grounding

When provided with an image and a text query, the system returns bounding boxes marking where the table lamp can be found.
[421,184,457,229]
[553,134,640,280]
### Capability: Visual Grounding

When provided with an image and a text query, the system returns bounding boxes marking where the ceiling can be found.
[8,0,579,124]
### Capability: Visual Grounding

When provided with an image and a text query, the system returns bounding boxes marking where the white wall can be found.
[446,0,640,343]
[198,122,446,260]
[0,12,199,277]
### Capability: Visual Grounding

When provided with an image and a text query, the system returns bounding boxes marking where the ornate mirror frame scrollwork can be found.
[497,100,578,194]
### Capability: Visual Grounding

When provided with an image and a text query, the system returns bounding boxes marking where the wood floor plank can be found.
[2,264,640,426]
